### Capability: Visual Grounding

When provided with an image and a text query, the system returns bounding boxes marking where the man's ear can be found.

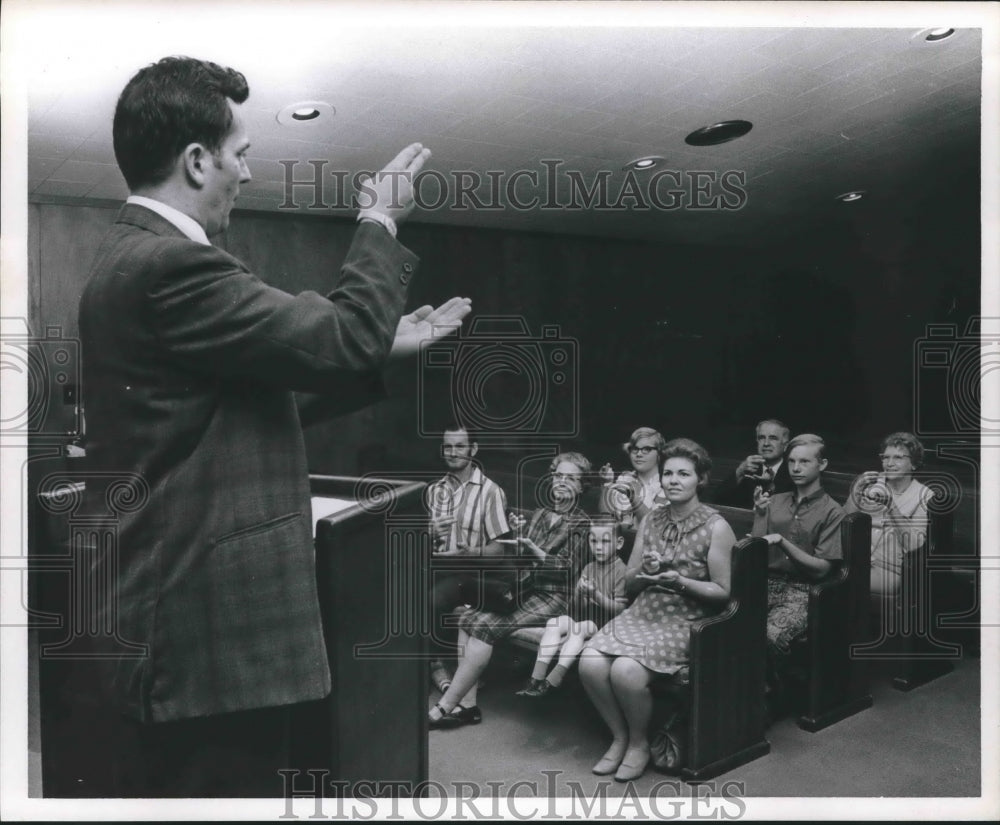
[182,143,209,186]
[819,458,828,472]
[615,536,625,550]
[469,442,479,458]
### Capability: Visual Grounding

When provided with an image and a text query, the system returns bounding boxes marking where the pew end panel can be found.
[891,509,964,690]
[797,511,873,732]
[676,535,771,781]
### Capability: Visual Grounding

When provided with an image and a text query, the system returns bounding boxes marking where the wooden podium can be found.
[293,474,429,792]
[33,472,429,796]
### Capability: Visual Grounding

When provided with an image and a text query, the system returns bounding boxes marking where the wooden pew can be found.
[501,513,772,781]
[822,471,967,691]
[660,536,771,781]
[711,504,873,732]
[854,510,964,691]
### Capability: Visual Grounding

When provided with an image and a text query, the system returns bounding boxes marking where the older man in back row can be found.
[77,56,470,796]
[712,418,794,509]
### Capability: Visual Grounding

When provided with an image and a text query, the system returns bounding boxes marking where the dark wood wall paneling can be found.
[26,194,980,478]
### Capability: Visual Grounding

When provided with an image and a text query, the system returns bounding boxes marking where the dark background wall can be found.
[25,182,980,479]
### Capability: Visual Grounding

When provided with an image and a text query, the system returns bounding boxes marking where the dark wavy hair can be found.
[113,56,249,190]
[661,438,713,489]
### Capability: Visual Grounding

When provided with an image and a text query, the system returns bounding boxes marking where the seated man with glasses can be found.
[844,432,933,597]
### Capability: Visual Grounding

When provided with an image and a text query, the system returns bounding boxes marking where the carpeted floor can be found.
[428,651,981,799]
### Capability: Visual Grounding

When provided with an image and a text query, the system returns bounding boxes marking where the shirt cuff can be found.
[357,210,398,238]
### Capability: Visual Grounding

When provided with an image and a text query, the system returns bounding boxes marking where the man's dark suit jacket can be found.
[711,459,794,509]
[78,204,416,723]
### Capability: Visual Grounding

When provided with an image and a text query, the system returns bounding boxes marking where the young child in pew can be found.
[515,518,628,697]
[751,434,845,704]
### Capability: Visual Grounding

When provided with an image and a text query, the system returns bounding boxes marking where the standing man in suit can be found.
[77,56,469,796]
[713,419,794,508]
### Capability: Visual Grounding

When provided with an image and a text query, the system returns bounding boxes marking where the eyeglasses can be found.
[629,446,657,456]
[552,472,582,482]
[879,454,911,463]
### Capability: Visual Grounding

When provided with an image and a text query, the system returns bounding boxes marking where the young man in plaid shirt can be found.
[426,425,510,693]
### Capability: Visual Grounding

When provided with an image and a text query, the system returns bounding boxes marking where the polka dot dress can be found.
[587,504,722,675]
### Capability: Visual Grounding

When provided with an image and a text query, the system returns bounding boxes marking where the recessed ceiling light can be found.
[835,190,866,203]
[925,28,956,41]
[912,28,959,45]
[276,100,335,126]
[623,156,664,171]
[685,120,753,147]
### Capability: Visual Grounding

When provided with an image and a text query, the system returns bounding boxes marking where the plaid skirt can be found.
[459,590,568,645]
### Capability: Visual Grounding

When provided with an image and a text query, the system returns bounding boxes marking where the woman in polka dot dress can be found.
[580,438,736,782]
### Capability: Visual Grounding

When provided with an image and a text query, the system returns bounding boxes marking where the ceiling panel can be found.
[13,7,986,249]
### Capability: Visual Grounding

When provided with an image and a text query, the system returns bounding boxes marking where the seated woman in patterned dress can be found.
[581,438,735,782]
[428,452,593,730]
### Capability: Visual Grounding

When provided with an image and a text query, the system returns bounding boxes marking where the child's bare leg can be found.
[531,615,571,681]
[548,620,597,686]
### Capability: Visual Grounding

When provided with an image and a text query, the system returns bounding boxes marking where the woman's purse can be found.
[649,707,687,774]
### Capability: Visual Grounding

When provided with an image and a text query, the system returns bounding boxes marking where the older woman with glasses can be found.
[428,451,592,730]
[599,427,668,533]
[844,432,933,597]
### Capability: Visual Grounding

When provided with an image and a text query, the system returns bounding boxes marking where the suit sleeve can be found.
[295,375,386,426]
[147,222,416,392]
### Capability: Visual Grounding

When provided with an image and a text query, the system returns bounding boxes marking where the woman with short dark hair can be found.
[581,439,735,782]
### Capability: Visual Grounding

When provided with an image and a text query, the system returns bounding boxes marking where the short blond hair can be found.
[787,433,826,460]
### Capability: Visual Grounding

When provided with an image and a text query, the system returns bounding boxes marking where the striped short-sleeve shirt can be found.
[426,466,510,553]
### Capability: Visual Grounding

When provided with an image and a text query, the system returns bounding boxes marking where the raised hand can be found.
[389,297,472,358]
[431,513,456,544]
[752,485,771,514]
[738,454,766,481]
[508,512,528,535]
[640,548,661,574]
[357,142,432,225]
